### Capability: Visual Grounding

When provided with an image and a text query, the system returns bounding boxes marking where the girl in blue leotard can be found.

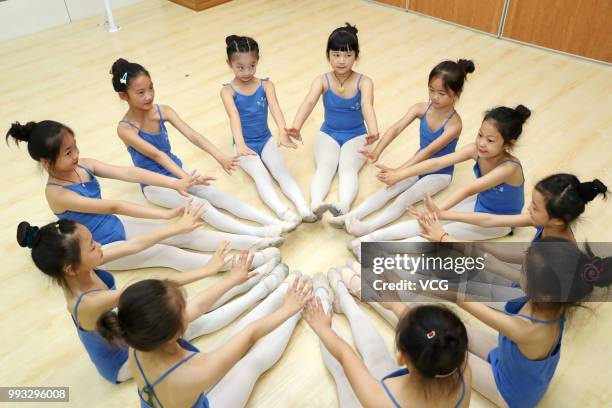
[6,121,281,271]
[334,58,475,235]
[418,174,608,244]
[288,23,380,218]
[304,284,472,408]
[18,207,287,384]
[220,35,316,228]
[350,105,531,259]
[110,58,290,237]
[98,269,312,407]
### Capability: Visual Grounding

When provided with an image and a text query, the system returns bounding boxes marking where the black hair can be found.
[524,237,612,316]
[326,23,359,58]
[225,35,260,61]
[428,59,475,95]
[97,279,186,351]
[6,121,74,168]
[535,174,608,226]
[483,105,531,144]
[17,220,81,287]
[110,58,150,92]
[396,305,467,397]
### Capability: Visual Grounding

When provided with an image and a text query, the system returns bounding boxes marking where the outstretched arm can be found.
[162,105,239,174]
[359,76,380,147]
[220,86,257,156]
[286,76,325,144]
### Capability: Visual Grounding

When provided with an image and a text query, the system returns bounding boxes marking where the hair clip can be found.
[434,368,457,378]
[233,40,239,53]
[426,330,436,339]
[55,223,60,231]
[120,72,128,85]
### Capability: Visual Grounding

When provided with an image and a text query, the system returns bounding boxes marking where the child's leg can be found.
[335,135,368,214]
[183,270,284,340]
[315,288,361,408]
[260,139,312,216]
[186,177,279,226]
[209,257,280,310]
[238,151,291,217]
[369,302,400,327]
[121,217,268,251]
[310,131,341,209]
[349,174,451,235]
[332,176,418,226]
[206,312,301,407]
[101,241,215,272]
[143,185,272,237]
[333,281,397,380]
[468,352,508,407]
[206,281,300,407]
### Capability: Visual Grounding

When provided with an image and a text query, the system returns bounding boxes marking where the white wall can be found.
[0,0,144,42]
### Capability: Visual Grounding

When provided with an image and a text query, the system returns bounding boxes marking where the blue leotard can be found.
[71,269,128,383]
[381,367,466,408]
[320,73,367,146]
[135,339,209,408]
[418,102,458,178]
[225,78,272,156]
[488,297,564,407]
[48,165,126,245]
[121,104,182,189]
[473,158,525,215]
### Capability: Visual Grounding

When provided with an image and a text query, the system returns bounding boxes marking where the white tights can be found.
[310,132,367,214]
[354,195,512,253]
[101,218,275,272]
[237,139,311,218]
[206,282,301,407]
[116,259,282,382]
[143,182,277,237]
[341,173,451,234]
[315,283,397,408]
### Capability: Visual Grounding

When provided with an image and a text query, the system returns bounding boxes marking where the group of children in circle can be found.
[8,22,611,408]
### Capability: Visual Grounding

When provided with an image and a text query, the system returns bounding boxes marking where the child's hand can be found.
[375,164,400,186]
[237,144,257,157]
[278,128,298,149]
[285,127,303,144]
[205,241,233,274]
[423,193,442,218]
[227,250,256,283]
[172,200,206,233]
[217,154,240,174]
[359,148,380,162]
[303,297,332,334]
[282,277,312,315]
[417,211,448,242]
[365,132,379,146]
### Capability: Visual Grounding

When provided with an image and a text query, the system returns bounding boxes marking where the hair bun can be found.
[225,35,241,46]
[6,121,37,144]
[457,59,475,74]
[514,105,532,122]
[16,221,39,249]
[343,22,358,36]
[578,179,608,202]
[110,58,129,76]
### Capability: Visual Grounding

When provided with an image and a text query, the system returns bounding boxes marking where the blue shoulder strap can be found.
[422,101,433,118]
[134,348,199,408]
[356,73,363,88]
[156,104,164,122]
[72,288,104,328]
[324,73,331,89]
[119,120,140,131]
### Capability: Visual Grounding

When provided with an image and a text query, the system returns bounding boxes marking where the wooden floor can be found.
[1,0,611,406]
